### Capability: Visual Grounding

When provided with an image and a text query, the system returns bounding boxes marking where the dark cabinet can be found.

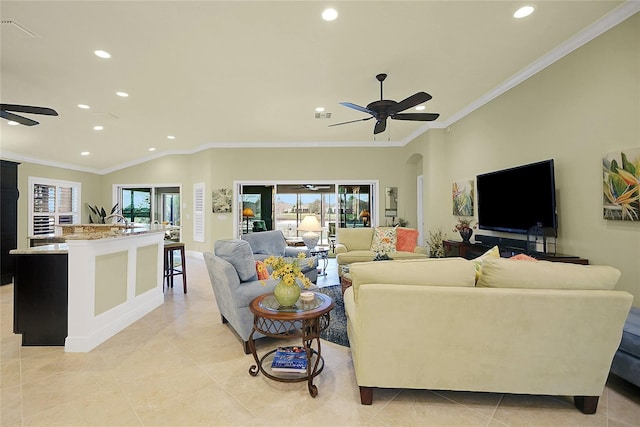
[1,160,19,285]
[13,253,68,345]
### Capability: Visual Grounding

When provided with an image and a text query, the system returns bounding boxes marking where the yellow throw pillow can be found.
[472,245,500,283]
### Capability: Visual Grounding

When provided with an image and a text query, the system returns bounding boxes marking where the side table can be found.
[310,247,329,276]
[248,292,334,397]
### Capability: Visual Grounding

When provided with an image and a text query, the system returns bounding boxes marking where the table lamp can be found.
[298,215,322,250]
[242,207,254,233]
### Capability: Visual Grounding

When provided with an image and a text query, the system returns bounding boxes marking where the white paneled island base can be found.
[65,230,165,352]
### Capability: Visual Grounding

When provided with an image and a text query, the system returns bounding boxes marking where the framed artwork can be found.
[212,188,232,213]
[603,148,640,221]
[452,180,474,216]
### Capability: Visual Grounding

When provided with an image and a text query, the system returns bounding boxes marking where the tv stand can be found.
[443,240,589,265]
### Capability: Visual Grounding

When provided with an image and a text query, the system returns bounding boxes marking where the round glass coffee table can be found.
[248,292,334,397]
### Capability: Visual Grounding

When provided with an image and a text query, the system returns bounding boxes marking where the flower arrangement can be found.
[426,228,446,258]
[262,253,313,289]
[453,217,476,232]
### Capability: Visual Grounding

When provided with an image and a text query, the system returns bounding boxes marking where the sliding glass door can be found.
[238,181,376,244]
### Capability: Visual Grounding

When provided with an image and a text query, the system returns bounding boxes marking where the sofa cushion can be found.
[477,257,621,290]
[396,227,419,252]
[214,239,257,282]
[350,258,476,302]
[337,227,374,251]
[242,230,286,256]
[370,227,397,253]
[618,307,640,358]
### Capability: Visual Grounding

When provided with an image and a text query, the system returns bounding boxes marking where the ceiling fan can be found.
[302,184,331,191]
[329,73,439,135]
[0,103,58,126]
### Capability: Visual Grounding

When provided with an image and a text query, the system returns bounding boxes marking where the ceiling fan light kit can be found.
[330,73,439,135]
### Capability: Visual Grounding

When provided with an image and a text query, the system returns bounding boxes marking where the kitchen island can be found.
[10,225,166,352]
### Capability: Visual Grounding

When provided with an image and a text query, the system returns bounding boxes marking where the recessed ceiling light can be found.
[167,135,176,140]
[315,107,325,112]
[78,104,90,109]
[7,121,19,126]
[514,6,534,18]
[415,105,426,111]
[148,147,156,152]
[322,8,338,21]
[93,125,104,131]
[94,50,111,59]
[116,91,129,97]
[81,151,90,156]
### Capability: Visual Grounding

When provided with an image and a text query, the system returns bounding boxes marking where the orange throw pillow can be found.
[255,260,270,280]
[396,227,419,252]
[509,253,538,262]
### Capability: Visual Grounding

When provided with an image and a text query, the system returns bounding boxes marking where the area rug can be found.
[318,285,349,347]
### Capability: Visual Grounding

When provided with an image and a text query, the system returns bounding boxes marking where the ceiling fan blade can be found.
[328,117,373,127]
[0,104,58,116]
[0,110,39,126]
[374,119,387,134]
[392,92,433,114]
[340,102,376,115]
[392,112,440,121]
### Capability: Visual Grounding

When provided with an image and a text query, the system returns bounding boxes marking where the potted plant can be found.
[262,253,314,307]
[87,203,119,223]
[453,217,476,243]
[426,228,446,258]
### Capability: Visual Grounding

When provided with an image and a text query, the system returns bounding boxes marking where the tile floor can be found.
[1,256,639,426]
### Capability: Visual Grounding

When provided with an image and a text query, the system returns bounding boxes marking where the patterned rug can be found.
[318,285,349,347]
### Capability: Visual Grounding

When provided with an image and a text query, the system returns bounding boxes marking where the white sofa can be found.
[344,257,633,413]
[335,227,427,273]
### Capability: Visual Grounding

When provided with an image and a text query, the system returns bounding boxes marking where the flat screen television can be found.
[476,159,557,234]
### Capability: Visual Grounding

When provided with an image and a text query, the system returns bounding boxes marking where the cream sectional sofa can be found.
[344,257,633,414]
[335,227,427,273]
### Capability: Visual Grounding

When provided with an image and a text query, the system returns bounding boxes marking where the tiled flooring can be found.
[1,256,639,426]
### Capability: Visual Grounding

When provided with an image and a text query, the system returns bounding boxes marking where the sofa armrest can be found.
[335,243,348,255]
[414,245,427,255]
[285,247,309,257]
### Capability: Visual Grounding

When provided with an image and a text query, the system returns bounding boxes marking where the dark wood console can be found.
[443,240,589,265]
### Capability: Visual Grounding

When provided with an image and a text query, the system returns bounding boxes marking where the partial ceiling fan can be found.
[330,73,439,135]
[0,103,58,126]
[301,184,331,191]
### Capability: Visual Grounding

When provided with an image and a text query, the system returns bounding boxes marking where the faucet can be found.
[105,214,129,227]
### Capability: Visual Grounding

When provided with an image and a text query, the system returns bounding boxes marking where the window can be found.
[193,183,205,242]
[29,177,81,235]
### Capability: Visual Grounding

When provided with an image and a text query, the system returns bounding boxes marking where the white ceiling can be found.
[1,1,637,174]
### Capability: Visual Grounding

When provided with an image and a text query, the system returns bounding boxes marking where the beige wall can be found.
[417,13,640,303]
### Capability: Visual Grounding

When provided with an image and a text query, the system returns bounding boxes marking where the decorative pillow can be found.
[509,253,538,261]
[477,257,621,290]
[396,227,419,252]
[255,260,270,280]
[370,227,397,253]
[213,239,257,282]
[472,245,500,283]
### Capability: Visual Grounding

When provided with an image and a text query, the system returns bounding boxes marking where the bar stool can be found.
[164,242,187,293]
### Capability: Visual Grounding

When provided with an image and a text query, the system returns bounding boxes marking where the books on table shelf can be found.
[271,346,308,373]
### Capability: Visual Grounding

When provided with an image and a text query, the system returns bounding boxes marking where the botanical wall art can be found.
[212,188,232,213]
[452,180,474,216]
[603,148,640,221]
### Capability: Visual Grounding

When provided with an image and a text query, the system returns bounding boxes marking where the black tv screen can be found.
[476,159,557,234]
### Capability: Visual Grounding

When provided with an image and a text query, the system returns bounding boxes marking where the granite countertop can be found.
[10,243,69,255]
[15,224,168,254]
